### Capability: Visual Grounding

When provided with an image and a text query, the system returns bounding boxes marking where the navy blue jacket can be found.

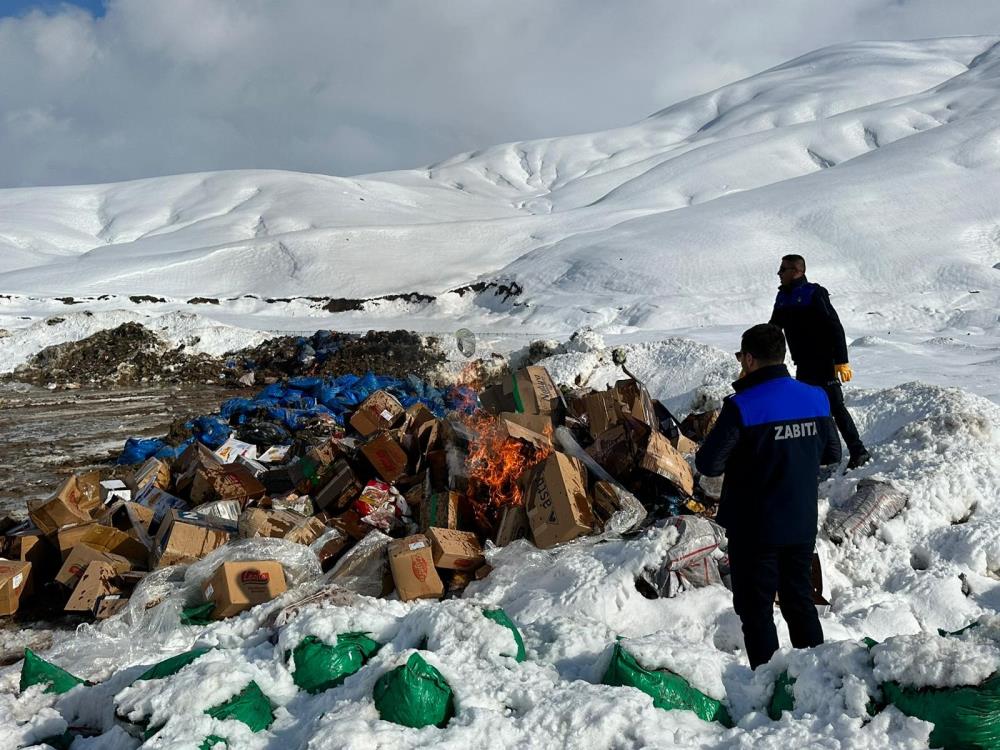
[695,365,841,545]
[769,276,849,384]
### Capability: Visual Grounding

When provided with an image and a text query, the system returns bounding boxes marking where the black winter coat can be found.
[769,276,849,385]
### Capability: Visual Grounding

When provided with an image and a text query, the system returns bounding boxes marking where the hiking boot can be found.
[846,450,871,471]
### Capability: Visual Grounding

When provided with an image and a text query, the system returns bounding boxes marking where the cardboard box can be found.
[134,485,189,525]
[388,535,444,602]
[235,454,268,478]
[214,437,258,464]
[190,463,266,507]
[420,490,460,533]
[127,457,171,494]
[0,559,31,616]
[614,379,657,428]
[27,474,96,535]
[288,440,340,494]
[1,525,58,579]
[639,431,695,496]
[96,594,129,619]
[78,524,150,567]
[65,561,121,613]
[584,391,626,439]
[671,433,699,454]
[56,544,131,589]
[494,503,530,546]
[427,528,484,570]
[153,510,236,568]
[361,434,409,484]
[203,560,288,619]
[313,460,362,513]
[174,443,221,494]
[404,402,436,433]
[586,417,651,478]
[57,522,98,561]
[505,366,560,416]
[99,480,131,505]
[497,415,553,451]
[523,452,594,549]
[98,501,155,536]
[238,509,327,546]
[350,390,405,437]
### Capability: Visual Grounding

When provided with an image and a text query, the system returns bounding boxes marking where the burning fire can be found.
[462,411,552,529]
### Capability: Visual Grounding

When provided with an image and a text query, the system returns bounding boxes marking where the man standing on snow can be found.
[696,324,841,669]
[769,254,870,470]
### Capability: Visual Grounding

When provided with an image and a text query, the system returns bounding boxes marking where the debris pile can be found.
[0,362,732,624]
[5,324,448,389]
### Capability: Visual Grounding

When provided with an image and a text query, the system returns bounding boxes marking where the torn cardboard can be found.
[523,452,594,549]
[420,490,460,532]
[190,463,266,507]
[28,474,95,535]
[361,433,409,483]
[153,510,236,568]
[65,561,121,614]
[506,366,560,416]
[349,390,405,436]
[56,545,131,589]
[639,431,695,496]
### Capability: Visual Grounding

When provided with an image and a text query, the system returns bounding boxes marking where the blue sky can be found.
[1,0,104,18]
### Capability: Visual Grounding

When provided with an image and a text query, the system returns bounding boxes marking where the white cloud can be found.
[0,0,998,187]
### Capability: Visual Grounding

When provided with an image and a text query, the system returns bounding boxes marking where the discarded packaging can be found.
[65,561,121,613]
[361,433,409,483]
[203,560,288,619]
[56,545,131,589]
[427,528,484,570]
[824,479,908,543]
[350,390,405,436]
[153,510,236,568]
[522,452,594,549]
[388,535,444,601]
[0,559,31,616]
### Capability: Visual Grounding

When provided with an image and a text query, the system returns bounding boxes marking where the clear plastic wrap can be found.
[823,479,908,543]
[325,530,392,597]
[184,537,322,589]
[555,426,647,535]
[193,499,242,522]
[638,516,727,598]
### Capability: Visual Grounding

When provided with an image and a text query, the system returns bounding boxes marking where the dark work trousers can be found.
[727,540,824,669]
[798,377,866,459]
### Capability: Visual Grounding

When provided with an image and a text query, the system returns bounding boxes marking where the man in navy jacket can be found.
[696,324,841,669]
[769,254,870,470]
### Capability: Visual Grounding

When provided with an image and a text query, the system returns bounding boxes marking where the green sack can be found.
[205,680,274,733]
[19,648,87,695]
[602,642,733,727]
[883,673,1000,749]
[291,633,381,694]
[137,648,211,682]
[181,602,216,626]
[200,734,229,749]
[373,653,455,729]
[482,608,527,662]
[768,671,796,720]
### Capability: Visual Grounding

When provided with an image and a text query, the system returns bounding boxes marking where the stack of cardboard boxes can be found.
[0,366,719,621]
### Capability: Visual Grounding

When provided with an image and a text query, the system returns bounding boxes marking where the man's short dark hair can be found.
[781,254,806,272]
[741,324,786,364]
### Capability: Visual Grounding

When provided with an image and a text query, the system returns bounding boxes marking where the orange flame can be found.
[462,411,552,529]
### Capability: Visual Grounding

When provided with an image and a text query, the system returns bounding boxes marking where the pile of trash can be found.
[5,325,448,389]
[7,323,228,387]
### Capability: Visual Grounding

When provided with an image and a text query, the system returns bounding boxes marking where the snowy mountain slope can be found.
[1,36,998,321]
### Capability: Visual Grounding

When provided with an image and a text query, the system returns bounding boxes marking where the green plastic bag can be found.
[482,608,526,662]
[603,642,733,727]
[883,673,1000,749]
[768,671,796,720]
[200,734,229,749]
[373,653,455,728]
[205,680,274,733]
[19,648,87,695]
[291,633,381,694]
[137,648,211,682]
[181,602,216,626]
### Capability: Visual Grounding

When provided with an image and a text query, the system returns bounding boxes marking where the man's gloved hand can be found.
[835,363,853,383]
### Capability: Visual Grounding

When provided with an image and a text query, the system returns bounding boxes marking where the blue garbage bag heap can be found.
[116,371,477,465]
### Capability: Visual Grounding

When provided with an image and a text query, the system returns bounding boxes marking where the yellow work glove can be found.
[835,363,853,383]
